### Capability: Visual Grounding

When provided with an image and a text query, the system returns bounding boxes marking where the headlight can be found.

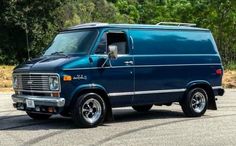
[13,76,18,89]
[49,76,59,91]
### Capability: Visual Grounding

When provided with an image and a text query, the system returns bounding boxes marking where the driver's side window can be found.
[95,33,107,54]
[95,31,128,55]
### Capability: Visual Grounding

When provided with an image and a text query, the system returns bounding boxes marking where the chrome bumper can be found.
[12,94,65,107]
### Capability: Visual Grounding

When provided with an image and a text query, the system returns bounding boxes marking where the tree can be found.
[0,0,67,64]
[0,0,235,66]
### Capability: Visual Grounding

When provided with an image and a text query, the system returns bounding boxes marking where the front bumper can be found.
[12,94,65,107]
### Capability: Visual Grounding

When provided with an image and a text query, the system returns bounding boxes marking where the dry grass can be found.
[0,66,14,88]
[223,70,236,88]
[0,66,235,93]
[0,88,13,92]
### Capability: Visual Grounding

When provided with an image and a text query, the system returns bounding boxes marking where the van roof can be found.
[64,22,210,32]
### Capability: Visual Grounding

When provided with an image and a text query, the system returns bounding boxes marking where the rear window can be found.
[130,29,217,55]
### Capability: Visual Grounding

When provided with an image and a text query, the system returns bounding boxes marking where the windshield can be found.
[43,30,98,56]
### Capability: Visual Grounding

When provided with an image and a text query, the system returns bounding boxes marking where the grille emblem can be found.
[27,80,33,85]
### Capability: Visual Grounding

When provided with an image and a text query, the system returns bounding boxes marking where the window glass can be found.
[95,33,107,54]
[44,30,98,55]
[95,31,128,54]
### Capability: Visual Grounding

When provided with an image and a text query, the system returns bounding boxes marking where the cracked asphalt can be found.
[0,89,236,146]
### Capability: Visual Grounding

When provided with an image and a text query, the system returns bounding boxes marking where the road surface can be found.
[0,89,236,146]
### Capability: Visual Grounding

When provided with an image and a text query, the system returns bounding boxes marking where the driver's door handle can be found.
[124,61,134,65]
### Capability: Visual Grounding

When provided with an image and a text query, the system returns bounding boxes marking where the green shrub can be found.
[225,62,236,70]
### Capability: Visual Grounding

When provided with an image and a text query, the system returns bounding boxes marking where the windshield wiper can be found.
[50,51,69,57]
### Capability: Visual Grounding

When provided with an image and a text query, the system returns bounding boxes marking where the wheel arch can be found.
[69,84,113,122]
[185,80,217,110]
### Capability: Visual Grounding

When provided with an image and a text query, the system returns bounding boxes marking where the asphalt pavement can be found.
[0,89,236,146]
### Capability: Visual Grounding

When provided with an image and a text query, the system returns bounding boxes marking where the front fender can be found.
[61,83,109,115]
[70,83,108,99]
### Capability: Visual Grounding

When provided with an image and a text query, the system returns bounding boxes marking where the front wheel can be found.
[132,104,153,112]
[26,112,52,120]
[72,93,106,128]
[180,88,208,117]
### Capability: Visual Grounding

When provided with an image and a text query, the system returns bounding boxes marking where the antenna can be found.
[25,22,30,61]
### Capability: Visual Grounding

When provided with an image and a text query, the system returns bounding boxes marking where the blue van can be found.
[12,22,224,128]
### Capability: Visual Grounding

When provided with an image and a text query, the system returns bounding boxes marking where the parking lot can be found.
[0,89,236,146]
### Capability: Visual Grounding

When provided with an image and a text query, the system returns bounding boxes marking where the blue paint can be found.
[13,23,224,110]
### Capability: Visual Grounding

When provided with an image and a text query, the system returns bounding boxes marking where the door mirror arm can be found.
[101,54,112,68]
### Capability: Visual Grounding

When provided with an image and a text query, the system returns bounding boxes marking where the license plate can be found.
[26,99,35,108]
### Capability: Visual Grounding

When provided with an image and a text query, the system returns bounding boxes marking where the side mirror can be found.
[108,45,118,60]
[101,45,118,68]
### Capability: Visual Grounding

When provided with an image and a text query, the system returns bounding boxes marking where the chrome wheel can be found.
[82,98,102,124]
[191,92,206,113]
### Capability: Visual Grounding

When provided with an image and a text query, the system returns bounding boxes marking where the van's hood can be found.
[13,55,87,73]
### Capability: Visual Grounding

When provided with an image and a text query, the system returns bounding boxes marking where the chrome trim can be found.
[13,72,60,75]
[12,94,65,107]
[157,22,196,27]
[69,23,108,29]
[130,36,134,49]
[108,86,223,97]
[131,64,222,68]
[135,89,186,95]
[13,73,61,93]
[63,63,222,71]
[132,54,219,57]
[212,86,223,90]
[91,54,219,57]
[90,54,130,57]
[108,88,186,97]
[108,92,134,96]
[14,90,59,93]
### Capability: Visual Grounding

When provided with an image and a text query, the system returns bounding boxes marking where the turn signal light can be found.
[48,107,54,113]
[63,75,72,81]
[51,92,60,97]
[216,69,223,75]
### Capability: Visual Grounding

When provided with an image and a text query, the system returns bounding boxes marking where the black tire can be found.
[72,93,106,128]
[60,111,70,117]
[132,104,153,112]
[180,88,208,117]
[26,112,52,120]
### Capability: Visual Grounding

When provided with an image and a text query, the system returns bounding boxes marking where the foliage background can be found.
[0,0,235,67]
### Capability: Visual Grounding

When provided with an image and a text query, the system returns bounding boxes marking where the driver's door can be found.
[90,29,134,107]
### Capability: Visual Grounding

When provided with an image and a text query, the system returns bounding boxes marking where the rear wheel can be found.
[26,112,52,120]
[180,88,208,117]
[132,104,153,112]
[72,93,106,128]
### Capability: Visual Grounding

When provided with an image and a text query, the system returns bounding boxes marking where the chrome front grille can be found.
[14,73,58,92]
[21,75,49,91]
